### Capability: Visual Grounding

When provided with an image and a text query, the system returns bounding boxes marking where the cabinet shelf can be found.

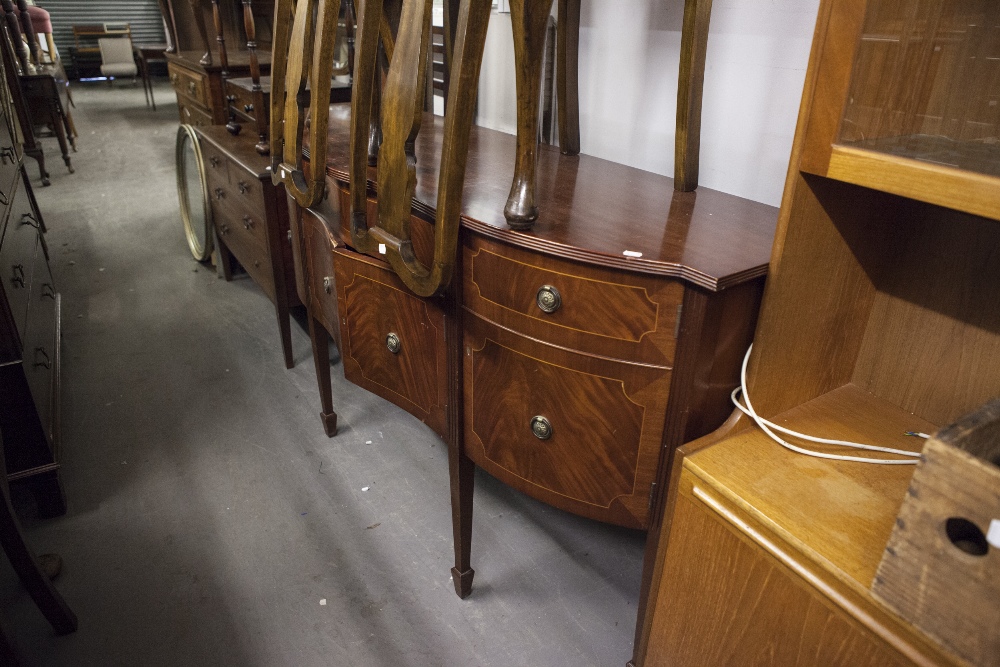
[687,384,934,591]
[823,143,1000,222]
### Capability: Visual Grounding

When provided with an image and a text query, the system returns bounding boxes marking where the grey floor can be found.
[1,81,645,666]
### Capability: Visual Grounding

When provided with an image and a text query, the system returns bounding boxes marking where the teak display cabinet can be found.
[635,1,1000,665]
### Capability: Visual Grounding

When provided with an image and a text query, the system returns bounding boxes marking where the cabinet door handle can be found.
[33,347,51,369]
[242,215,254,230]
[10,263,24,287]
[42,283,56,299]
[386,332,401,354]
[20,213,39,229]
[214,187,225,200]
[237,181,249,194]
[536,285,562,313]
[530,416,553,440]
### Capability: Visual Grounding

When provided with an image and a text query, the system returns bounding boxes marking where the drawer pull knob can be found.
[536,285,561,313]
[10,263,24,287]
[188,81,197,95]
[214,187,225,200]
[238,181,249,194]
[530,416,553,440]
[244,103,254,113]
[208,156,219,168]
[170,73,178,84]
[242,215,254,230]
[287,230,292,242]
[386,332,401,354]
[219,223,229,235]
[323,276,333,294]
[33,347,51,369]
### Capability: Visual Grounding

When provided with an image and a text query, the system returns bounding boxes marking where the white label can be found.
[378,243,387,254]
[987,519,1000,549]
[623,250,643,258]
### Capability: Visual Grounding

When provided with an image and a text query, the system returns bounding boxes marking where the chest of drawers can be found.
[0,145,64,517]
[196,126,300,368]
[167,51,270,127]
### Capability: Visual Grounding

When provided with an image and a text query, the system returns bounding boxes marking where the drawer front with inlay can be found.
[0,189,40,342]
[463,234,682,367]
[335,248,447,438]
[463,312,672,529]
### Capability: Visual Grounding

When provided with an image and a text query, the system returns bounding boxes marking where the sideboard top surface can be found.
[317,104,778,291]
[197,125,271,179]
[166,50,272,75]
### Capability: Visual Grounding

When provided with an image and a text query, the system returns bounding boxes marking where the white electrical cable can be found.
[732,345,921,465]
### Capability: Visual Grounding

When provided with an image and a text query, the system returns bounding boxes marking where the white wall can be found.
[475,0,821,207]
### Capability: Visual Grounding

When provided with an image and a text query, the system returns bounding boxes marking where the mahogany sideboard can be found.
[292,104,778,643]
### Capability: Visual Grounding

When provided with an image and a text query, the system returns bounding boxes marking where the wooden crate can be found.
[872,398,1000,666]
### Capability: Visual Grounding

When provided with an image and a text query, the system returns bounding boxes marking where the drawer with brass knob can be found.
[334,247,447,437]
[463,310,672,529]
[463,234,684,367]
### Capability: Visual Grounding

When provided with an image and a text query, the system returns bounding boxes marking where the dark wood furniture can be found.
[0,32,66,520]
[18,71,74,175]
[633,0,1000,665]
[0,428,77,647]
[168,49,270,127]
[197,124,300,368]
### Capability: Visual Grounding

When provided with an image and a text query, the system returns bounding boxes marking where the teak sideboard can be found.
[294,104,777,634]
[635,0,1000,664]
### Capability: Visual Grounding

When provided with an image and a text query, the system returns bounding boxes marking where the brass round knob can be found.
[530,416,552,440]
[386,332,401,354]
[536,285,561,313]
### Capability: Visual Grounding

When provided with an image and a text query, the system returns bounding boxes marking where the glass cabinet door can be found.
[839,0,1000,177]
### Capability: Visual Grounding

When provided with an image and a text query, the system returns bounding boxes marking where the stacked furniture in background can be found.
[633,0,1000,665]
[273,0,776,658]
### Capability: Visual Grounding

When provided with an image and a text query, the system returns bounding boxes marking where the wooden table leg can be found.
[308,312,338,437]
[503,0,555,231]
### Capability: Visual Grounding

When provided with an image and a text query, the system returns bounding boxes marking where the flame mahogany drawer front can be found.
[334,248,448,438]
[463,312,672,529]
[462,235,682,367]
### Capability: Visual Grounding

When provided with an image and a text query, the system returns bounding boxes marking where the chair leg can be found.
[0,464,77,634]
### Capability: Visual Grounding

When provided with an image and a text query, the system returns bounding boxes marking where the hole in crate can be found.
[945,517,989,557]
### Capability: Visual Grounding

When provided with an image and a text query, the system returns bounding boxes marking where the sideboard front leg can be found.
[308,313,338,437]
[503,0,555,231]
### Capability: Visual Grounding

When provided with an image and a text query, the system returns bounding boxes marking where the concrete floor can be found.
[0,81,646,666]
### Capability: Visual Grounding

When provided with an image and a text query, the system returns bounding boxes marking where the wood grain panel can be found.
[335,248,447,437]
[463,233,683,367]
[852,204,1000,425]
[644,486,916,667]
[471,248,657,339]
[463,313,671,529]
[317,104,778,290]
